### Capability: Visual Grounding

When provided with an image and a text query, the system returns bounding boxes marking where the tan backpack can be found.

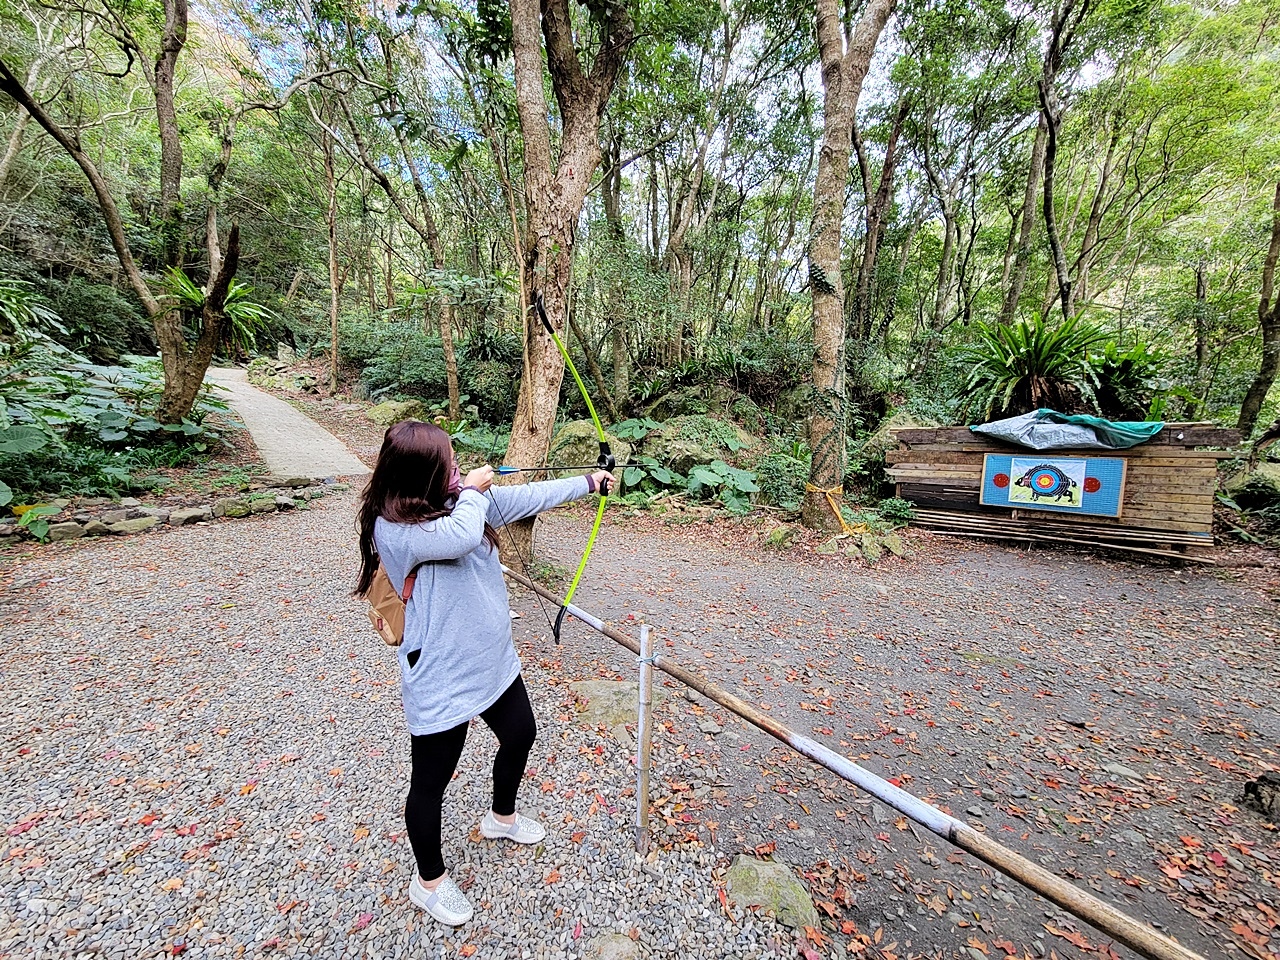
[366,563,424,647]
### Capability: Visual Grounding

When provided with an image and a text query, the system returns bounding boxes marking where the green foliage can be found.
[17,504,60,541]
[876,497,916,525]
[339,319,448,400]
[162,269,276,354]
[956,315,1109,421]
[1088,342,1170,420]
[686,459,760,514]
[39,276,154,363]
[0,296,227,501]
[619,455,686,493]
[0,278,62,343]
[750,442,810,511]
[611,417,662,441]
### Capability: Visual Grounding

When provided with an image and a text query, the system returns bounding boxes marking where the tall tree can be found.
[802,0,896,532]
[1239,182,1280,436]
[504,0,632,491]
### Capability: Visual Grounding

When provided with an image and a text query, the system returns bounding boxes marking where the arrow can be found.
[495,464,604,475]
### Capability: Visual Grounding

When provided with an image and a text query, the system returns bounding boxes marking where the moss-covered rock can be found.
[1225,461,1280,507]
[548,421,633,474]
[637,415,758,474]
[725,855,819,930]
[366,399,426,426]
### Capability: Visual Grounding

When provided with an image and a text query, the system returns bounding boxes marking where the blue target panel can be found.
[979,454,1126,518]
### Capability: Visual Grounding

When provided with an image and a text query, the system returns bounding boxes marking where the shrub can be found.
[956,315,1107,421]
[339,320,448,400]
[1088,342,1169,420]
[39,276,154,362]
[877,497,916,525]
[751,443,810,511]
[686,459,760,514]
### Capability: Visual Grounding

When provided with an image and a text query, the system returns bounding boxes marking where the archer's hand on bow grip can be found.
[589,470,615,497]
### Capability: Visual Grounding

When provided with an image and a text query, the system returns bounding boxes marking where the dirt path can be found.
[518,509,1280,959]
[205,368,368,478]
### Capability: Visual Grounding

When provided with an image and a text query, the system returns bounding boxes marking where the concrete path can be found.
[205,367,369,478]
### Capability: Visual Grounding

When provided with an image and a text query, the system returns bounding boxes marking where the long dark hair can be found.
[354,420,498,596]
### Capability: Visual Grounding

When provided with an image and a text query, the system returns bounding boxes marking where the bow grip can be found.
[597,444,614,496]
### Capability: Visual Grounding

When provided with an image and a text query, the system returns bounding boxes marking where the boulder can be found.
[569,680,664,727]
[46,522,85,542]
[83,520,110,536]
[250,497,277,514]
[1224,461,1280,508]
[366,399,426,426]
[274,496,296,511]
[725,855,820,930]
[213,497,251,519]
[638,415,757,475]
[277,342,297,364]
[99,509,128,524]
[855,410,941,469]
[548,421,633,474]
[107,516,158,535]
[773,385,811,424]
[169,507,211,526]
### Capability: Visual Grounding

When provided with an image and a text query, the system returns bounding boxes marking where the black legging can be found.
[405,674,537,882]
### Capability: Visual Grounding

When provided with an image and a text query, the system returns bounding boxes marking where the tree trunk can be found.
[1039,79,1073,322]
[802,0,897,533]
[602,133,630,412]
[503,0,632,556]
[322,125,341,394]
[1238,181,1280,436]
[999,115,1046,323]
[0,107,31,194]
[852,97,908,341]
[152,0,188,271]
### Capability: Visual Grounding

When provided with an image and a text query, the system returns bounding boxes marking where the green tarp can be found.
[970,409,1165,450]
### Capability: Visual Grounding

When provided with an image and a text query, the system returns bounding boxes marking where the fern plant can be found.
[956,315,1108,421]
[162,269,275,354]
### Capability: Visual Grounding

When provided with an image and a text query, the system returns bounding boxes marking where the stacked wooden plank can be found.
[887,424,1239,562]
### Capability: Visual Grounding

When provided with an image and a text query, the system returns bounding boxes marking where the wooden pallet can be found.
[910,508,1215,563]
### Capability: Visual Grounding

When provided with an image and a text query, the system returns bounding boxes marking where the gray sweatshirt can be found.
[373,476,591,735]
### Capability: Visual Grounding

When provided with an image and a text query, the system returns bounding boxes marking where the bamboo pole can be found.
[502,566,1206,960]
[636,623,654,855]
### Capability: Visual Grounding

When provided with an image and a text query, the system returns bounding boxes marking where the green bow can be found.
[534,294,614,641]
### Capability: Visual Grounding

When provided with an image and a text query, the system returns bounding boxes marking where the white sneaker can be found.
[409,873,473,926]
[479,810,546,845]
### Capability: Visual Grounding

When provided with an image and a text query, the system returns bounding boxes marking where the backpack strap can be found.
[401,562,427,602]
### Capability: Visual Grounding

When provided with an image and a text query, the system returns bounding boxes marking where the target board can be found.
[980,455,1126,517]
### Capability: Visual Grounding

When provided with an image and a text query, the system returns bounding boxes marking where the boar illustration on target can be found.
[1014,463,1079,502]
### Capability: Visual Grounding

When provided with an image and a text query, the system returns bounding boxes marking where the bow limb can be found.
[536,294,614,640]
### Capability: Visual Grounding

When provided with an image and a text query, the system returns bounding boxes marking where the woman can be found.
[354,420,612,926]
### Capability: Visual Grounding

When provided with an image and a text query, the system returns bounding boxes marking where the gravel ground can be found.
[4,485,1278,960]
[529,507,1280,960]
[0,495,789,960]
